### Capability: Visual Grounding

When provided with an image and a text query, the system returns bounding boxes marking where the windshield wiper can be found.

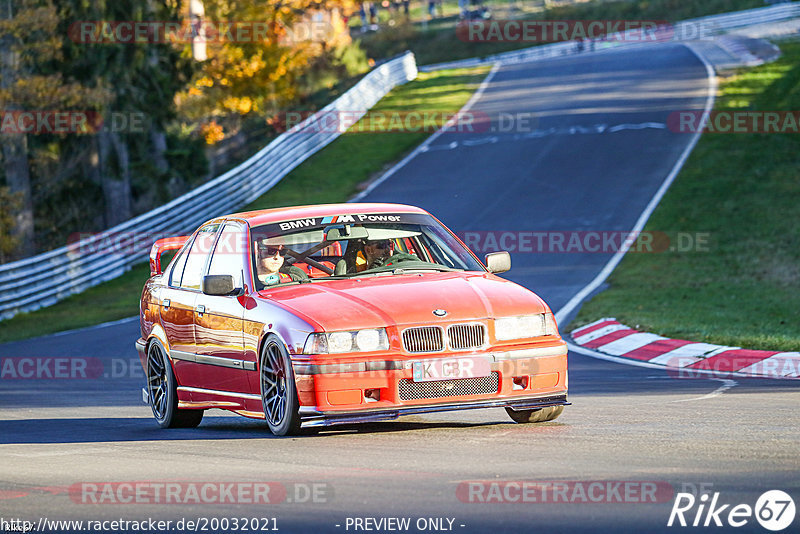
[398,266,456,272]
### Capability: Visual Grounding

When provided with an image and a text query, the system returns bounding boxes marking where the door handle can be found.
[163,298,170,309]
[196,305,205,317]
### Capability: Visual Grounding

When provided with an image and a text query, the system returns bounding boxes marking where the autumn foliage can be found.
[0,0,360,260]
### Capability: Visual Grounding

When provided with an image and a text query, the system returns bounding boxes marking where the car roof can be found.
[222,203,430,227]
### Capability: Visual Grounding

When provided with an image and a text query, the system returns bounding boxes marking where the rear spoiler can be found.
[149,236,189,276]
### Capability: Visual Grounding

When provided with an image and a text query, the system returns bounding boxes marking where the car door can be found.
[163,223,221,388]
[159,238,197,371]
[193,221,251,393]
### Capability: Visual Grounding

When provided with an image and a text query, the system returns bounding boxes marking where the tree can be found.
[179,0,355,142]
[0,186,21,262]
[0,0,108,258]
[57,0,195,227]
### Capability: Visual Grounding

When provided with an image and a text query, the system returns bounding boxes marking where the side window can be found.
[207,223,246,289]
[168,245,190,287]
[180,224,220,290]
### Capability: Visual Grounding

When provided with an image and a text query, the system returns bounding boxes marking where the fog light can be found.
[365,388,381,402]
[512,376,529,390]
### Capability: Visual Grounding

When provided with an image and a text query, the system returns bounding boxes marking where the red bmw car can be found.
[136,203,568,435]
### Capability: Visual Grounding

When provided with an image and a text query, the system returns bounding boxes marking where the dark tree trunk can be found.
[0,1,34,258]
[150,127,169,174]
[99,130,132,226]
[1,133,34,257]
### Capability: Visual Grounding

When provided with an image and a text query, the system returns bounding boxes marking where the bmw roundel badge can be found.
[433,309,447,317]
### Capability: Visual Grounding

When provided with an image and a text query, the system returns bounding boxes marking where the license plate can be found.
[412,357,491,382]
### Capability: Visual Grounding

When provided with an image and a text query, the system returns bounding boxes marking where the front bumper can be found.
[294,342,568,427]
[299,393,569,427]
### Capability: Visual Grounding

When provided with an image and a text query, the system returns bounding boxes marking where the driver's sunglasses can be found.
[260,245,286,257]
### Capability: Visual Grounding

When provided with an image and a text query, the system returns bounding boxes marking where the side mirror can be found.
[485,251,511,274]
[202,274,241,296]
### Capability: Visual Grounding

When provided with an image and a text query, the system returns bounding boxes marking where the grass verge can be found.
[568,40,800,352]
[0,66,490,344]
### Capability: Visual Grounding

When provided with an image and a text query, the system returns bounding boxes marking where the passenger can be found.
[256,242,308,285]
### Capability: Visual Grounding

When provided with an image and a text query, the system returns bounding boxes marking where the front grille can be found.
[402,327,444,353]
[447,323,486,350]
[403,323,488,353]
[398,372,500,401]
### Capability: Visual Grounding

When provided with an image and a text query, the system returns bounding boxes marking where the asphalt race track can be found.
[1,43,798,534]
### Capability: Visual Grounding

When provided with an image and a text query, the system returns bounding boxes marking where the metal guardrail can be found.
[420,2,800,71]
[0,52,418,321]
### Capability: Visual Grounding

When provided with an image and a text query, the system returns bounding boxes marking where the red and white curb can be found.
[569,318,800,379]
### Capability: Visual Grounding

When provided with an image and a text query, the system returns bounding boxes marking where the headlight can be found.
[328,331,353,353]
[303,329,389,354]
[355,329,382,352]
[494,313,558,341]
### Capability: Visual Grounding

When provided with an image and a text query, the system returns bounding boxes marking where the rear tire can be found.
[260,335,301,436]
[505,405,564,424]
[146,341,204,429]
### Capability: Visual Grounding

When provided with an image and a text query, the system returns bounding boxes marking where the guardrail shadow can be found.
[0,417,507,444]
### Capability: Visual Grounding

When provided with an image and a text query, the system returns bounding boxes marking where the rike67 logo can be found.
[668,490,796,531]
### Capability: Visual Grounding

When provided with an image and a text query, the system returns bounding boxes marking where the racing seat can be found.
[340,240,367,274]
[292,261,336,278]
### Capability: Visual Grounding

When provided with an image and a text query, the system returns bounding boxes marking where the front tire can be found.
[505,405,564,424]
[260,335,301,436]
[146,341,203,429]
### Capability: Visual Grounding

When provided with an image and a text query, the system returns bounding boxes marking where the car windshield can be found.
[250,212,484,288]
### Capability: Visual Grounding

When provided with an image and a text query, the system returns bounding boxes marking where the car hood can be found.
[256,271,548,331]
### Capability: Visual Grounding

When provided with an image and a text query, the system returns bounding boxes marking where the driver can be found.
[256,242,308,285]
[362,239,393,269]
[356,239,419,272]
